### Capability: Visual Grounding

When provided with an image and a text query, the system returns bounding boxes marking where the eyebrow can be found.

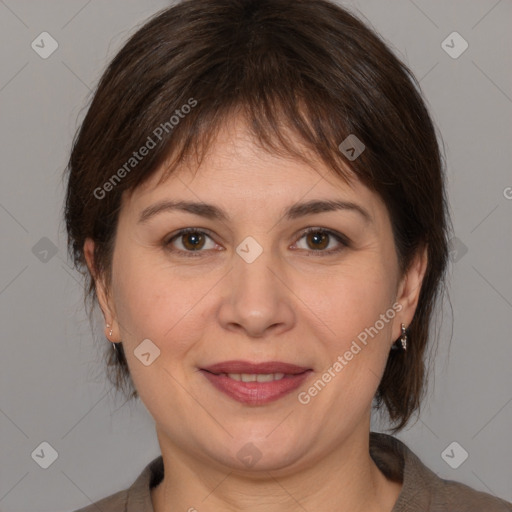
[137,198,372,224]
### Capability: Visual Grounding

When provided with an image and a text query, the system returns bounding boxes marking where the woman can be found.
[65,0,512,510]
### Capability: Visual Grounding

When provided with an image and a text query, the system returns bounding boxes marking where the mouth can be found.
[199,360,313,405]
[201,360,311,375]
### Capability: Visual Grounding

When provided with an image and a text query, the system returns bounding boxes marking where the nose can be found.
[217,243,296,338]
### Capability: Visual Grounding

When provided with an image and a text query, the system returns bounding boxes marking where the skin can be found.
[85,115,427,512]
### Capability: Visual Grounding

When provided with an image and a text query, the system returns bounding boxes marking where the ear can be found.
[394,244,428,340]
[83,238,120,341]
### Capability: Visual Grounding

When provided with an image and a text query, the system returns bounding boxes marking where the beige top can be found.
[73,432,512,511]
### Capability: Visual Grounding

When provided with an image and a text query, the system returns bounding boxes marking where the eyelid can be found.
[165,226,216,243]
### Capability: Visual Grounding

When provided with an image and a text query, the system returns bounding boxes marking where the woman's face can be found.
[87,116,425,474]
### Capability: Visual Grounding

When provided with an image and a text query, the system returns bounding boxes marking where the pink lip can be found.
[200,360,313,405]
[201,360,310,375]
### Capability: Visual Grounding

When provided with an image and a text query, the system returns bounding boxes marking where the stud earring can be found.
[105,323,120,355]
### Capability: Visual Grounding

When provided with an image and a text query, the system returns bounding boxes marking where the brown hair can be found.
[64,0,451,432]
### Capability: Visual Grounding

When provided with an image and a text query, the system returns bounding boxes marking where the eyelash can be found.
[164,227,350,258]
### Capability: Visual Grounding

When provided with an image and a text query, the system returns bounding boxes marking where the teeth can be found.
[226,373,286,382]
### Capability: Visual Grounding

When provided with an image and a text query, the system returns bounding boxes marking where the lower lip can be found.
[200,370,312,405]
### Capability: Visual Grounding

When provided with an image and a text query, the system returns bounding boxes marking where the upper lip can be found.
[201,360,311,375]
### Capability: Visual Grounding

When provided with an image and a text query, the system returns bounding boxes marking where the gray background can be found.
[0,1,511,511]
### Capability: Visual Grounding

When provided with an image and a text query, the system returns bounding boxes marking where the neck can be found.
[151,425,402,512]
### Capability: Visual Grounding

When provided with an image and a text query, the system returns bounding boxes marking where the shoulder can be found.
[71,488,128,512]
[70,455,163,512]
[369,432,512,512]
[433,477,512,511]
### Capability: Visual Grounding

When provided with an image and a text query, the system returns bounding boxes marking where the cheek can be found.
[111,245,226,371]
[315,259,396,337]
[110,254,212,403]
[309,261,397,391]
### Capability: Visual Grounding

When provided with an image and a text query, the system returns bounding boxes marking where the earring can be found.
[400,323,407,351]
[106,323,120,355]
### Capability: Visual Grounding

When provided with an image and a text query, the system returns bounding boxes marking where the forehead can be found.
[121,115,385,223]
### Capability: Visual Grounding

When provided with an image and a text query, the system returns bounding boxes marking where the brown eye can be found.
[294,228,349,256]
[305,230,329,250]
[181,231,206,251]
[165,228,217,257]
